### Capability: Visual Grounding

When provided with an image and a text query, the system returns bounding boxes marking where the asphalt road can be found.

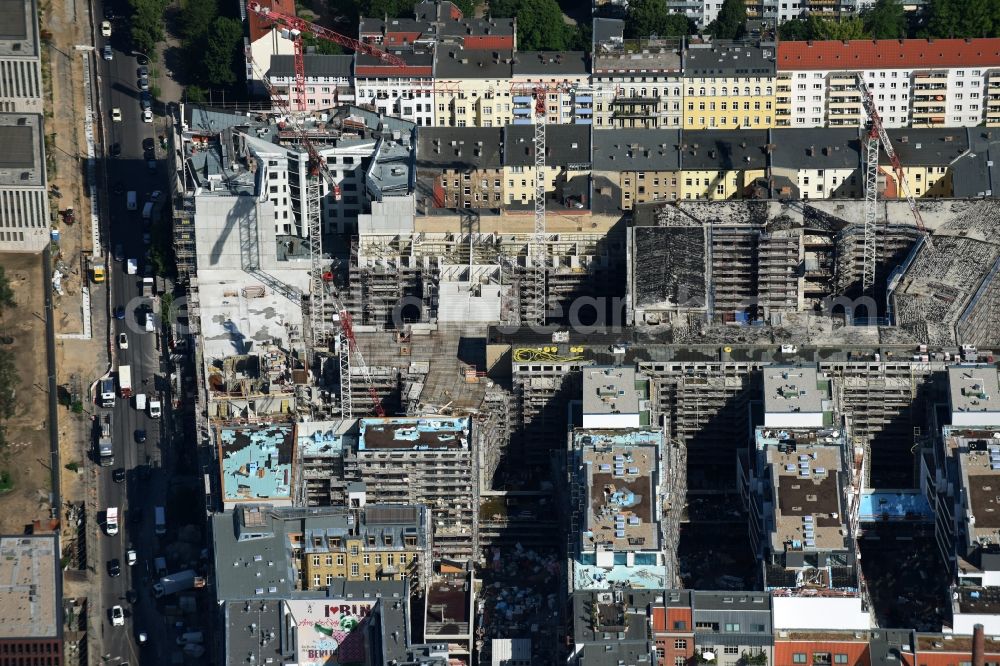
[93,2,173,662]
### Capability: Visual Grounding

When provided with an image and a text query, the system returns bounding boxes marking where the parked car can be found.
[118,333,128,349]
[103,45,113,61]
[110,605,124,626]
[101,21,112,36]
[142,108,153,123]
[107,559,121,577]
[134,429,146,444]
[142,137,155,152]
[138,75,149,91]
[113,306,125,320]
[112,468,125,483]
[136,54,149,66]
[111,108,122,122]
[127,549,137,566]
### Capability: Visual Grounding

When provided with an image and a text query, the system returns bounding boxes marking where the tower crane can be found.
[531,87,547,326]
[247,1,406,112]
[245,52,386,417]
[856,75,927,293]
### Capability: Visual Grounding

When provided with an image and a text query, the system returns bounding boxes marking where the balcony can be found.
[913,84,947,91]
[913,107,946,115]
[913,72,948,84]
[913,98,946,108]
[613,96,659,104]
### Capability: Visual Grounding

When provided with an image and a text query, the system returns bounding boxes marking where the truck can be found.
[127,258,137,275]
[152,569,206,598]
[99,377,116,408]
[105,507,119,536]
[97,413,113,466]
[154,505,166,535]
[142,277,154,298]
[118,365,133,399]
[149,397,162,418]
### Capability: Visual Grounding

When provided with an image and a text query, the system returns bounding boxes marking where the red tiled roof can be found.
[777,39,1000,70]
[248,0,297,44]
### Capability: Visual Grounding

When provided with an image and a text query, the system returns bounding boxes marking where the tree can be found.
[128,0,167,55]
[710,0,747,39]
[820,16,868,39]
[185,85,208,104]
[301,32,344,55]
[204,17,243,87]
[490,0,575,51]
[180,0,218,44]
[923,0,961,37]
[0,267,14,318]
[863,0,906,38]
[626,0,693,39]
[959,0,997,37]
[778,17,813,40]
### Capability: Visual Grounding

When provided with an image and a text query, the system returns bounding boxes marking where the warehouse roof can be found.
[416,127,503,169]
[514,51,588,76]
[593,129,681,171]
[684,41,776,78]
[679,130,769,170]
[504,124,591,168]
[268,54,353,79]
[777,38,1000,70]
[435,46,513,78]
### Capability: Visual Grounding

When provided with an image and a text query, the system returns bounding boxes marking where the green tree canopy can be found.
[490,0,576,51]
[0,267,14,318]
[709,0,747,39]
[203,17,243,87]
[863,0,907,38]
[128,0,167,55]
[625,0,693,39]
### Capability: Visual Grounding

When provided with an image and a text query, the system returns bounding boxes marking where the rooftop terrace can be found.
[768,445,847,554]
[218,424,294,503]
[358,416,470,451]
[949,366,1000,425]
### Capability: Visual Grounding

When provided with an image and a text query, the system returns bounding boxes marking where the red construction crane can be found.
[247,1,407,111]
[245,51,385,418]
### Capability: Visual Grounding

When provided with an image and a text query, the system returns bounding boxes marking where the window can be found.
[674,659,686,666]
[363,554,370,565]
[350,563,359,576]
[792,654,807,664]
[336,554,344,566]
[325,574,334,586]
[350,545,359,556]
[724,623,740,632]
[724,647,739,655]
[325,555,333,566]
[674,640,687,649]
[813,654,832,665]
[312,574,321,587]
[834,656,849,664]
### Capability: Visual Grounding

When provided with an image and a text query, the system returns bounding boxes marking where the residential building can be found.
[691,591,773,666]
[0,0,42,113]
[569,588,659,666]
[652,590,696,666]
[773,630,872,666]
[359,2,514,51]
[242,0,296,95]
[345,417,479,561]
[266,54,354,113]
[502,123,591,208]
[769,128,862,199]
[568,428,670,591]
[776,39,1000,128]
[434,46,515,128]
[592,21,683,130]
[879,127,968,199]
[592,129,682,211]
[425,574,476,662]
[0,535,62,666]
[511,51,591,125]
[677,130,768,199]
[683,41,777,130]
[922,366,1000,633]
[951,128,1000,199]
[415,126,504,211]
[742,366,871,631]
[0,113,48,252]
[355,48,436,127]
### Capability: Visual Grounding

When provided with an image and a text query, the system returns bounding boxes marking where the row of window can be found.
[310,552,410,567]
[689,101,773,111]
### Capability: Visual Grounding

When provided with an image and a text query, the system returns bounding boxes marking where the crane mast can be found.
[531,88,547,326]
[856,75,927,293]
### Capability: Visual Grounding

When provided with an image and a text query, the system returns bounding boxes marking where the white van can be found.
[127,191,137,210]
[142,201,154,221]
[135,393,147,411]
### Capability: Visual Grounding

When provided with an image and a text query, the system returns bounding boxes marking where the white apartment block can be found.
[354,49,436,127]
[0,0,43,113]
[776,39,1000,129]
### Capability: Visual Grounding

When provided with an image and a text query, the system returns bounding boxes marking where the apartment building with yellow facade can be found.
[434,45,515,128]
[682,41,777,130]
[592,129,682,211]
[503,124,592,209]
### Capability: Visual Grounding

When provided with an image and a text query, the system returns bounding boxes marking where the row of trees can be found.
[179,0,243,89]
[780,0,1000,40]
[489,0,590,51]
[0,267,18,450]
[126,0,168,55]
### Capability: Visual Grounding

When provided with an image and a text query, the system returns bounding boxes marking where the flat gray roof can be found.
[0,535,59,639]
[592,129,682,171]
[763,366,826,416]
[684,41,776,78]
[582,366,642,416]
[416,127,503,169]
[883,128,970,166]
[952,130,1000,198]
[513,51,588,76]
[679,129,769,170]
[269,54,353,79]
[503,124,591,168]
[592,18,625,49]
[770,128,861,169]
[0,0,37,56]
[0,114,43,186]
[435,46,513,78]
[949,365,1000,416]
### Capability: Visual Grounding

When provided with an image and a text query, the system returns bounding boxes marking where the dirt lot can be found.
[0,254,54,532]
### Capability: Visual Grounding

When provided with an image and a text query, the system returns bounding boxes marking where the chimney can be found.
[973,623,985,666]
